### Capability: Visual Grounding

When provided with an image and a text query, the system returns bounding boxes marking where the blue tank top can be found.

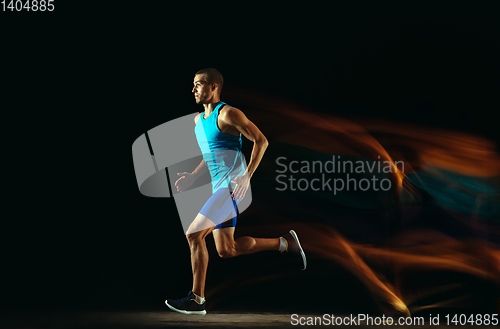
[194,102,247,192]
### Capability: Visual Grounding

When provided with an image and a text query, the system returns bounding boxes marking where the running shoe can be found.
[282,230,307,270]
[165,291,206,315]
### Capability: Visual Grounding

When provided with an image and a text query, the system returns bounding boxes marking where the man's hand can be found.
[175,172,195,193]
[230,172,250,201]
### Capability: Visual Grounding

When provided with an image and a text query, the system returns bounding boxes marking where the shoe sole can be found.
[289,230,307,270]
[165,300,207,315]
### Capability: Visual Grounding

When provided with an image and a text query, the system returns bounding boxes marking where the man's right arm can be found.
[192,113,207,180]
[175,160,207,193]
[175,113,207,192]
[191,159,207,180]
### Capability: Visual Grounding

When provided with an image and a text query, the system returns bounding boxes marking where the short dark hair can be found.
[195,68,224,92]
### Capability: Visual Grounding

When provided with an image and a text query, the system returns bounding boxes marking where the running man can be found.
[165,68,307,315]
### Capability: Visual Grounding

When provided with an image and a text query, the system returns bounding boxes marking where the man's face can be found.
[192,74,215,104]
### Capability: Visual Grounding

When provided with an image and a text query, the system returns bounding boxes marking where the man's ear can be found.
[211,83,217,91]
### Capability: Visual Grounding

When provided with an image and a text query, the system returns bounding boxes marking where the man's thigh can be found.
[186,213,217,236]
[212,226,236,251]
[188,188,238,236]
[199,188,238,229]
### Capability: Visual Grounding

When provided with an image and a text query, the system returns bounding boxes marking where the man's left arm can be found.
[225,108,269,201]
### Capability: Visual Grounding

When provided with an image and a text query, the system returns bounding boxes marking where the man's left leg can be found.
[213,227,307,269]
[213,226,280,258]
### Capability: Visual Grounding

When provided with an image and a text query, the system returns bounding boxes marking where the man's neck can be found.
[202,98,221,116]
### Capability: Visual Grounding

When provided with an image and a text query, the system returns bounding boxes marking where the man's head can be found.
[192,68,224,104]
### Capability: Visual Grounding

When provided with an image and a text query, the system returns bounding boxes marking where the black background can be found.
[1,1,499,314]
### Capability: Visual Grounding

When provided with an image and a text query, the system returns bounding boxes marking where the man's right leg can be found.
[165,213,215,315]
[185,213,217,298]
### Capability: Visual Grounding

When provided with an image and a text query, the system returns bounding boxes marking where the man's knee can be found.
[186,232,205,246]
[217,245,235,258]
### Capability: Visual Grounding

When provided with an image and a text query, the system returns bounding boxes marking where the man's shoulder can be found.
[219,104,244,122]
[194,112,202,124]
